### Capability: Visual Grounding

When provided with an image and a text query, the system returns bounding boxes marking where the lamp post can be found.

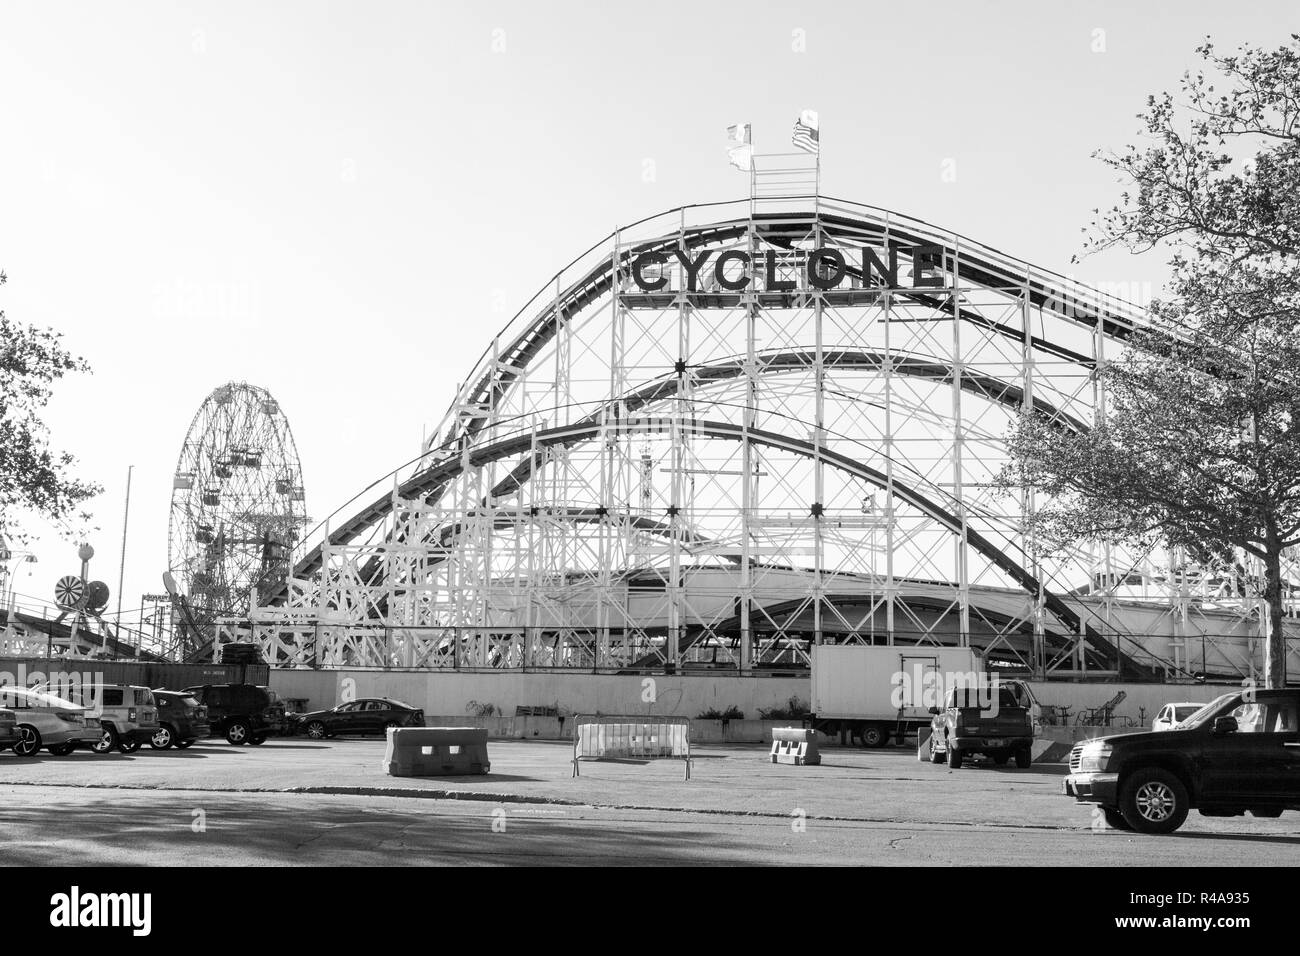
[115,465,133,639]
[0,547,39,633]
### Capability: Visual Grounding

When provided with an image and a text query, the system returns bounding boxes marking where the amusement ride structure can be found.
[168,382,308,658]
[214,158,1296,681]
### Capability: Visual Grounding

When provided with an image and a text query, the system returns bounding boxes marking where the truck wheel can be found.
[1119,768,1189,834]
[226,721,250,745]
[175,739,195,749]
[150,725,175,749]
[118,738,141,754]
[47,743,75,756]
[247,735,267,746]
[1103,808,1133,831]
[858,724,887,749]
[1014,747,1032,769]
[947,744,963,769]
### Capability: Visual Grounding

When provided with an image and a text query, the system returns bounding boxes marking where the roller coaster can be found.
[233,189,1298,681]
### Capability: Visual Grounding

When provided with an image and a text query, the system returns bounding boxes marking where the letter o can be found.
[807,248,846,290]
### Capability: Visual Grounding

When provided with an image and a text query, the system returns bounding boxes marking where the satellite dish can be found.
[85,581,110,614]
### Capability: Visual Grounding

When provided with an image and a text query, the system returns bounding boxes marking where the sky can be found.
[0,0,1292,627]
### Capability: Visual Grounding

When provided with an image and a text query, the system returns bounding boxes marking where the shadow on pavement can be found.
[0,793,760,866]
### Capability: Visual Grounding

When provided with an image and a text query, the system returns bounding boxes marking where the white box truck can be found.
[808,644,984,747]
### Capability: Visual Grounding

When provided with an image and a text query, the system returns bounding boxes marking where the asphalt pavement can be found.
[0,738,1295,865]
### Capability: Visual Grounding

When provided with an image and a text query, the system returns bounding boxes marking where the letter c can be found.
[632,251,668,291]
[713,250,751,291]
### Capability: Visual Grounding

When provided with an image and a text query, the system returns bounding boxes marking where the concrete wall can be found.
[268,668,1247,735]
[268,669,808,721]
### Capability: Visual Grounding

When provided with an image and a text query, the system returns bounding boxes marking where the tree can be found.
[1002,36,1300,688]
[0,271,101,544]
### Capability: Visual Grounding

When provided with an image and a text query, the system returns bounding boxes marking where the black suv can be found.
[150,690,209,749]
[1063,688,1300,833]
[182,684,287,746]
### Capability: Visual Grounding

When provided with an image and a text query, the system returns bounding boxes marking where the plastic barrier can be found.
[916,725,933,761]
[381,727,490,777]
[769,727,821,766]
[572,715,692,780]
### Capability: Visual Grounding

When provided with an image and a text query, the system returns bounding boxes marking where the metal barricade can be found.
[572,715,692,780]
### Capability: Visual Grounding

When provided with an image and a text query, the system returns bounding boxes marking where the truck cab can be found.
[1063,689,1300,833]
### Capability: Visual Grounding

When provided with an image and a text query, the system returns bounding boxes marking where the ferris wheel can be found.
[167,382,308,621]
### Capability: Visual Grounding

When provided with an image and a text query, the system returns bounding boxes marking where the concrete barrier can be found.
[1031,725,1150,764]
[770,727,820,765]
[381,727,490,777]
[916,725,933,761]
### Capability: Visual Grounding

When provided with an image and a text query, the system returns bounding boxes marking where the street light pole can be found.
[114,465,133,639]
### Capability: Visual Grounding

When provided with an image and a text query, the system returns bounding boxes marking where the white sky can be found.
[0,0,1289,624]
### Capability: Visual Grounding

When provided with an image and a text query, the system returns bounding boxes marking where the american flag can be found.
[792,110,819,154]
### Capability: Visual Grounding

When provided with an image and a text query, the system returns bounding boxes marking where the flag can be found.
[792,110,819,154]
[727,122,752,171]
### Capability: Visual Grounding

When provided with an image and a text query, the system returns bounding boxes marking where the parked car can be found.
[52,684,160,754]
[0,686,103,756]
[927,680,1036,769]
[1063,689,1300,834]
[1152,701,1203,732]
[182,683,287,745]
[149,690,208,749]
[0,707,20,751]
[292,698,426,739]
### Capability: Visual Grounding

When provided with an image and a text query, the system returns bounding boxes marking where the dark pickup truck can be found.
[1063,688,1300,833]
[926,680,1036,769]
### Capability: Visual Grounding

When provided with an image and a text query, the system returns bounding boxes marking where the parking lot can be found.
[0,737,1297,865]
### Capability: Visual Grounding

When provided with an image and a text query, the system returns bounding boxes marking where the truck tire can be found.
[858,724,887,749]
[1014,746,1032,769]
[225,720,250,745]
[947,744,963,769]
[1119,768,1189,834]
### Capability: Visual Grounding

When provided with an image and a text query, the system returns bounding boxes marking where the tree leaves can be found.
[1006,36,1300,686]
[0,272,101,543]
